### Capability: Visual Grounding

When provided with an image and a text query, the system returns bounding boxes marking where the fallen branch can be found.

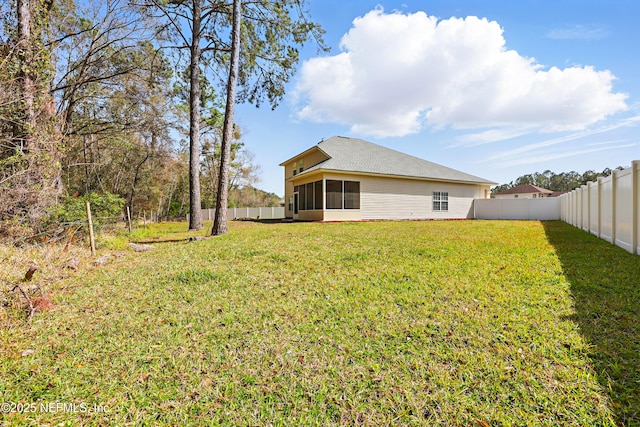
[10,284,35,322]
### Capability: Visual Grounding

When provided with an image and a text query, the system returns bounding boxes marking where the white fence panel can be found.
[588,181,599,236]
[474,198,560,220]
[228,207,285,220]
[200,207,285,220]
[637,168,640,254]
[614,169,634,252]
[600,176,614,243]
[580,185,589,231]
[558,161,639,254]
[202,208,214,221]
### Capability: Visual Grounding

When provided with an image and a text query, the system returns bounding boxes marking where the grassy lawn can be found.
[1,220,638,425]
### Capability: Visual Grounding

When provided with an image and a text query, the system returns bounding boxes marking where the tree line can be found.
[491,167,626,195]
[0,0,322,239]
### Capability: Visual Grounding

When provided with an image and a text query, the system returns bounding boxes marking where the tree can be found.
[211,0,325,235]
[1,0,62,231]
[16,0,36,148]
[211,0,240,236]
[145,0,323,233]
[186,0,205,230]
[200,129,260,209]
[143,0,228,231]
[492,166,628,195]
[59,41,176,218]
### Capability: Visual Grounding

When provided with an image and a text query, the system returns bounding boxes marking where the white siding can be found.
[359,176,484,220]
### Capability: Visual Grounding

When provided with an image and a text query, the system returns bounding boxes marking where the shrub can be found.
[46,192,125,235]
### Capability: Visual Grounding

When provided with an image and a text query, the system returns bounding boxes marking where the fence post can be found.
[632,161,639,255]
[585,184,590,231]
[127,206,132,233]
[85,201,96,257]
[612,170,617,246]
[597,177,603,239]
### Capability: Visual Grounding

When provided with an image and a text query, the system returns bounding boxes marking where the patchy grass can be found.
[1,220,633,425]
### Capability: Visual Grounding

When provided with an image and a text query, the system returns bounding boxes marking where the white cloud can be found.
[491,143,637,168]
[293,8,628,138]
[546,24,610,40]
[453,127,534,147]
[484,114,640,162]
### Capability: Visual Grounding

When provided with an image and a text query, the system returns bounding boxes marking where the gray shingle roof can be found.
[298,136,495,185]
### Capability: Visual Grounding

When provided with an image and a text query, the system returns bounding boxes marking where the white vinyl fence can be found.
[200,207,285,221]
[559,161,639,254]
[474,198,560,220]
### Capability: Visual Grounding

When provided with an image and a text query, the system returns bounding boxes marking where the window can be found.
[433,191,448,211]
[305,182,314,209]
[297,180,323,210]
[299,159,304,173]
[314,181,323,210]
[326,180,360,210]
[299,184,306,210]
[293,161,297,176]
[533,194,537,198]
[326,180,342,209]
[344,181,360,209]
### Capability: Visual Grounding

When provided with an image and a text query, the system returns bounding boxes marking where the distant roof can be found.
[283,136,495,185]
[494,184,554,195]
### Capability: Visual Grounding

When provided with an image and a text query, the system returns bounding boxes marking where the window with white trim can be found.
[433,191,448,211]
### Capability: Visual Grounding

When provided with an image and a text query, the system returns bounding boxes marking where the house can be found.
[492,184,554,199]
[279,136,495,221]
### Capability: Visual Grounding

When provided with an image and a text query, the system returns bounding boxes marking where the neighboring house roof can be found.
[549,191,567,198]
[281,136,495,185]
[494,184,554,195]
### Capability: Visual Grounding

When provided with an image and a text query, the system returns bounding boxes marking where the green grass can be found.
[1,220,638,425]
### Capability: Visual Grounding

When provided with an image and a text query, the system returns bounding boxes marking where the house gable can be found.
[279,146,330,179]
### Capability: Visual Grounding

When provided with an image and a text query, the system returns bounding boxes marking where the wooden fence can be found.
[559,161,639,254]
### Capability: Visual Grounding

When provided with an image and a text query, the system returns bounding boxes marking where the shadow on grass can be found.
[542,221,640,426]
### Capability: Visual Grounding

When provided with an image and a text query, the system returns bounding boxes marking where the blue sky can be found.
[234,0,640,196]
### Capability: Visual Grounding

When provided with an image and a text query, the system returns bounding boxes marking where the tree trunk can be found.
[128,151,150,218]
[188,0,204,230]
[16,0,36,151]
[212,0,241,236]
